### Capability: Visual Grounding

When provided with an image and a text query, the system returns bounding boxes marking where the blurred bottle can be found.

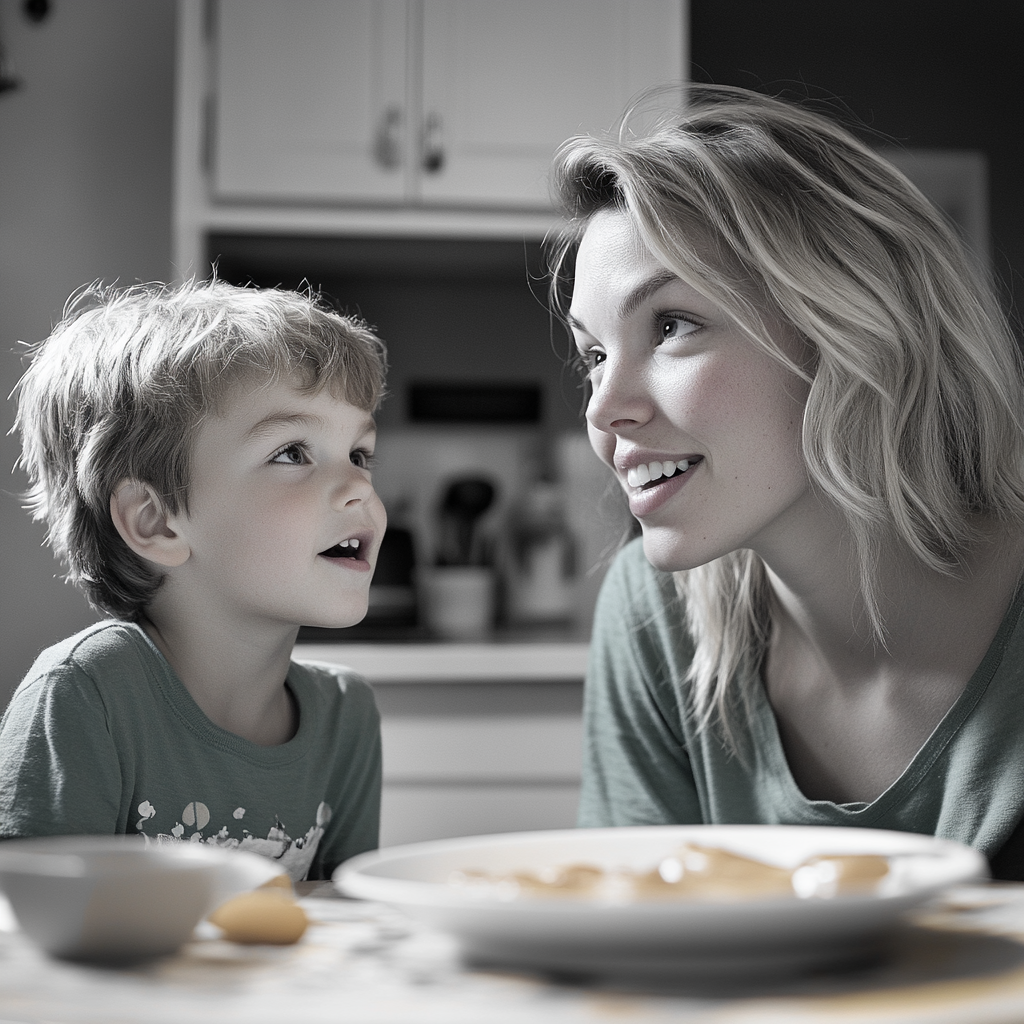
[365,497,418,629]
[505,481,576,625]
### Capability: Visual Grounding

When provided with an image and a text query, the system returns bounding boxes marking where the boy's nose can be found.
[331,465,374,507]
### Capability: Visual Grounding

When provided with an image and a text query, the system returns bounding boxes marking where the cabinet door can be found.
[213,0,409,202]
[418,0,684,208]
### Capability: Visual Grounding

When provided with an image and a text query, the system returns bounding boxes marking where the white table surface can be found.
[6,883,1024,1023]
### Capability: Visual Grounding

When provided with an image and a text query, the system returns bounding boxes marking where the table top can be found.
[5,882,1024,1023]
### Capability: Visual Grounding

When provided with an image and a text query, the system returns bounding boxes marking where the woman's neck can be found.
[764,518,1024,683]
[760,516,1024,803]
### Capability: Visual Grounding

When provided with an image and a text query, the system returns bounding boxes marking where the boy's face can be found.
[170,377,386,631]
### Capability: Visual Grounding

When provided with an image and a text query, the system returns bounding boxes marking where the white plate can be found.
[335,825,988,979]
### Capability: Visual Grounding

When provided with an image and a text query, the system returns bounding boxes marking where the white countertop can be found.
[294,641,589,683]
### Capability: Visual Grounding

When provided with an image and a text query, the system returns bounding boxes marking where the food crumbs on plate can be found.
[450,843,891,902]
[207,888,309,945]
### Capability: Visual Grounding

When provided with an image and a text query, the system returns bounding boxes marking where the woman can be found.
[548,85,1024,877]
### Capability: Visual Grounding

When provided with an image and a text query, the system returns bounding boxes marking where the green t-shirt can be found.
[579,538,1024,868]
[0,621,380,881]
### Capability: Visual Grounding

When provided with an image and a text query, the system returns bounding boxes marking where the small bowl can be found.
[0,835,283,962]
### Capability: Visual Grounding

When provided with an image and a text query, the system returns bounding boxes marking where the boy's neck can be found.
[140,600,300,747]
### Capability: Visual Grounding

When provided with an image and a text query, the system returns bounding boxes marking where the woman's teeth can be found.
[626,459,693,488]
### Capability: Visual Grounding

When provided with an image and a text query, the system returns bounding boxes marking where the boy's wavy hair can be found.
[14,279,388,622]
[547,85,1024,745]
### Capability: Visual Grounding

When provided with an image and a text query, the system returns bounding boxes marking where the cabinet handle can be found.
[421,112,444,173]
[374,106,403,170]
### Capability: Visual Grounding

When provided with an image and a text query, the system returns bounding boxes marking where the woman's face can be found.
[568,209,813,572]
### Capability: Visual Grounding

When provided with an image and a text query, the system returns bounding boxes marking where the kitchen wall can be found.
[0,0,175,708]
[2,1,1022,710]
[208,233,584,441]
[690,0,1024,327]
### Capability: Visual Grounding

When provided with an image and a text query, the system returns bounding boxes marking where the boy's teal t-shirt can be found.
[579,539,1024,867]
[0,621,381,881]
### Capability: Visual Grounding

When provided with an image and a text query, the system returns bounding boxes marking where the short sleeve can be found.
[0,665,124,838]
[577,540,704,828]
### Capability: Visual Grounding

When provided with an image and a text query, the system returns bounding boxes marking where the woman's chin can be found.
[640,528,718,574]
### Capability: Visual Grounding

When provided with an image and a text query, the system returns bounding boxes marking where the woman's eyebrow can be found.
[567,270,680,334]
[618,271,679,320]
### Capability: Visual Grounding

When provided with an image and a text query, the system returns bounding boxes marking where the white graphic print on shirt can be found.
[134,799,332,882]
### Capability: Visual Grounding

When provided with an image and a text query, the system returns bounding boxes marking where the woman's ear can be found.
[109,480,190,568]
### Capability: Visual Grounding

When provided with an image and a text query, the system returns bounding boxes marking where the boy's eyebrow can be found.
[244,412,326,440]
[244,410,377,441]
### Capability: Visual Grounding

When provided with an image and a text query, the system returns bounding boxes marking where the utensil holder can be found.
[418,566,495,640]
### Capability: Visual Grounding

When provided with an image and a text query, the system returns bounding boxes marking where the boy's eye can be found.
[350,448,375,470]
[271,443,308,466]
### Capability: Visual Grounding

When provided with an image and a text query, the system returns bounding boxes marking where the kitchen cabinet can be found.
[416,0,685,207]
[213,0,409,205]
[173,0,688,274]
[212,0,684,207]
[298,642,588,846]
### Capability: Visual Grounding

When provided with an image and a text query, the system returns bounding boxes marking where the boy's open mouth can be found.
[627,456,703,491]
[319,538,363,559]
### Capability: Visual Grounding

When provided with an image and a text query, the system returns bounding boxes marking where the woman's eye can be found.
[351,448,375,470]
[660,316,701,342]
[575,348,606,377]
[271,443,308,466]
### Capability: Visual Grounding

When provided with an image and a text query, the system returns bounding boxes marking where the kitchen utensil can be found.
[436,477,495,566]
[506,481,576,624]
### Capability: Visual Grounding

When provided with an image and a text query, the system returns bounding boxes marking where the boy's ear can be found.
[109,480,190,568]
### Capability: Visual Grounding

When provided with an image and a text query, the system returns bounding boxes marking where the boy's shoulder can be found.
[288,655,375,698]
[287,655,379,724]
[22,620,159,691]
[3,621,169,736]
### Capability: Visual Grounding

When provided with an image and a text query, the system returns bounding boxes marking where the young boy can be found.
[0,280,387,882]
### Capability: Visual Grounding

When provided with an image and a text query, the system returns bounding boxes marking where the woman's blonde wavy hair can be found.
[547,85,1024,744]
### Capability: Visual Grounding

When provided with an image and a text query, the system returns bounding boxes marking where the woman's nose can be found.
[585,356,652,434]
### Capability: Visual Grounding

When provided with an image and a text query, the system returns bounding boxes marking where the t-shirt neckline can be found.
[125,622,313,763]
[750,578,1024,821]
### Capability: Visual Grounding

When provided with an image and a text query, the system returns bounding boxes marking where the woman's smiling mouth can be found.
[623,456,704,519]
[626,456,704,491]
